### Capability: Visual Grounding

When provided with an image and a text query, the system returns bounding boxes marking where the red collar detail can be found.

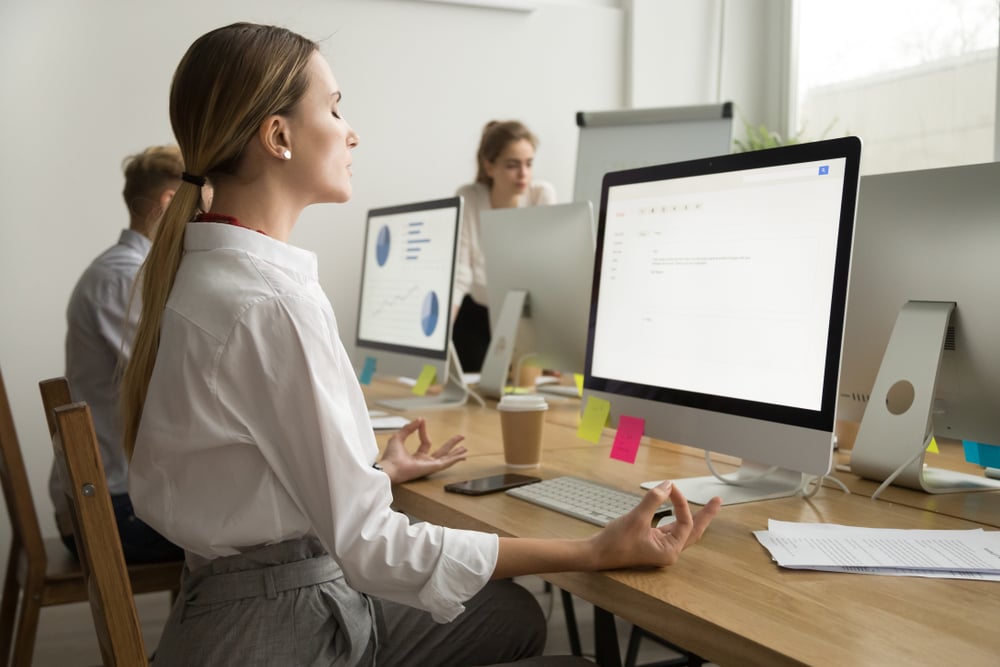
[194,213,268,237]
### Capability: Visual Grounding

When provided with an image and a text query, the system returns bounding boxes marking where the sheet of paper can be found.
[754,520,1000,577]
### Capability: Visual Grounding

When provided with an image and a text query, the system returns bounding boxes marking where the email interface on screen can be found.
[357,202,459,357]
[591,159,848,411]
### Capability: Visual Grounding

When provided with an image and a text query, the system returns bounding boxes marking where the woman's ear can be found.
[257,114,293,161]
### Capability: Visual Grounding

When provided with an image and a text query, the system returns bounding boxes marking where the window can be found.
[793,0,998,174]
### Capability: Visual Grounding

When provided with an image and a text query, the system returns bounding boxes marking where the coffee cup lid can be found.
[497,394,548,411]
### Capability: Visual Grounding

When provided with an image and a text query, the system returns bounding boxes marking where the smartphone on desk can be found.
[444,473,542,496]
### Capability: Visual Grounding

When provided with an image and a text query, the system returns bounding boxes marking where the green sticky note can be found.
[573,373,584,397]
[926,436,940,454]
[577,396,611,443]
[412,365,436,396]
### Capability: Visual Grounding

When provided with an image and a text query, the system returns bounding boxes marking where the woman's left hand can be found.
[377,418,468,484]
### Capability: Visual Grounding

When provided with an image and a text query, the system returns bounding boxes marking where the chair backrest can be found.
[0,365,47,571]
[39,376,72,439]
[51,402,147,666]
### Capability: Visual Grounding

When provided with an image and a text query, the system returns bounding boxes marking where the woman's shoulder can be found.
[456,181,487,198]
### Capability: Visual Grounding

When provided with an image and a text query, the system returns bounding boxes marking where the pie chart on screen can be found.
[375,225,390,266]
[421,291,439,336]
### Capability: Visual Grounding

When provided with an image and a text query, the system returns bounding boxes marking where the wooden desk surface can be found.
[388,434,1000,666]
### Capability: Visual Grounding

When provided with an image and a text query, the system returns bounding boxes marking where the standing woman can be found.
[452,121,556,373]
[122,23,719,667]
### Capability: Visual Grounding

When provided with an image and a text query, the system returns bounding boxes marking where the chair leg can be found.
[8,557,44,667]
[559,589,583,657]
[0,542,20,666]
[9,587,41,667]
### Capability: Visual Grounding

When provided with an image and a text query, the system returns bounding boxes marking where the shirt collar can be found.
[183,222,318,280]
[119,228,152,256]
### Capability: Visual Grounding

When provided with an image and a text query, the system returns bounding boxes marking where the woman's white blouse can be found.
[129,222,498,622]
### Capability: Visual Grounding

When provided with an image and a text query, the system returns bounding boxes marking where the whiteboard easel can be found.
[573,102,734,209]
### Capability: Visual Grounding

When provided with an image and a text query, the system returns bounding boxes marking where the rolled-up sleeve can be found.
[213,292,497,621]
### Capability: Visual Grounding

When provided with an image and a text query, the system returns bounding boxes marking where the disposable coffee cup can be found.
[497,394,548,468]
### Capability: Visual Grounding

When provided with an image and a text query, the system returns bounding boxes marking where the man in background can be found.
[49,145,208,563]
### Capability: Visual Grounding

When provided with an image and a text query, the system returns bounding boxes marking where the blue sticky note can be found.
[359,356,377,385]
[963,440,1000,468]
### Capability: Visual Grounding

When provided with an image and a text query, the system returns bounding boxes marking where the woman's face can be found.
[285,52,359,204]
[485,138,535,199]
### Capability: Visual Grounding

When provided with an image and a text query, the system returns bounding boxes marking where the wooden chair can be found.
[50,401,148,665]
[0,367,180,667]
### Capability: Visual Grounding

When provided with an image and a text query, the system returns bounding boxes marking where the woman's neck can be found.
[208,179,303,242]
[490,186,520,209]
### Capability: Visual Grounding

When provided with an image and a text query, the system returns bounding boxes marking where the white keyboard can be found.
[506,476,672,527]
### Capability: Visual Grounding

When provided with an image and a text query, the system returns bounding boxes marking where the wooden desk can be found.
[390,442,1000,666]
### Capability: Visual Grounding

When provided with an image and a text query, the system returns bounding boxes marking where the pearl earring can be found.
[282,149,292,160]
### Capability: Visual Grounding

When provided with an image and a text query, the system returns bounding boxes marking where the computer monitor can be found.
[355,196,471,410]
[839,162,1000,493]
[583,137,862,505]
[476,202,596,399]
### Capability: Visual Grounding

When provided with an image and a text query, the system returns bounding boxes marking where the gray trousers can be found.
[152,537,593,667]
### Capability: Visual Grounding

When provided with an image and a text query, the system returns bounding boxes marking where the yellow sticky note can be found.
[926,436,939,454]
[573,373,584,397]
[577,396,611,443]
[413,365,436,396]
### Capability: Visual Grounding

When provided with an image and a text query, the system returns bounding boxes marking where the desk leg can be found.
[594,607,622,667]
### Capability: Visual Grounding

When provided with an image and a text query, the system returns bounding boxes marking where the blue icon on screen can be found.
[818,165,830,175]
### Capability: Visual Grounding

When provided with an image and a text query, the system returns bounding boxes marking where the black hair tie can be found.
[181,172,206,187]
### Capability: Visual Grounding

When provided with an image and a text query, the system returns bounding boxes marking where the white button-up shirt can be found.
[129,222,497,622]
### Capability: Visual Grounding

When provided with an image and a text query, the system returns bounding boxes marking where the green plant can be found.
[733,116,839,152]
[733,123,806,152]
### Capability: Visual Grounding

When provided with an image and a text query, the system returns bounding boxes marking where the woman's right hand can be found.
[587,481,722,571]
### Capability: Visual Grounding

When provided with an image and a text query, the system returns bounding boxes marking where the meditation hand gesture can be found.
[378,418,468,484]
[589,481,722,570]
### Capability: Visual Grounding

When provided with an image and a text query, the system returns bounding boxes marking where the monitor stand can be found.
[478,289,527,399]
[377,342,481,411]
[849,301,1000,493]
[644,463,806,506]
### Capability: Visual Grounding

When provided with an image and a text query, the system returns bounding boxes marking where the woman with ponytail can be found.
[123,22,719,667]
[451,120,556,372]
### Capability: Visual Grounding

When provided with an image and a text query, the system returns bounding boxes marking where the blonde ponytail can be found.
[119,22,317,459]
[121,182,201,457]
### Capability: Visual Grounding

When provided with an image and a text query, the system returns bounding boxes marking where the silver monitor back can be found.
[840,162,1000,447]
[480,202,596,377]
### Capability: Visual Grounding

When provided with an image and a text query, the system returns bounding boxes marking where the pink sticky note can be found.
[610,415,645,464]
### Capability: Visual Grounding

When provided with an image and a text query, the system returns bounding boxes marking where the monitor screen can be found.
[839,161,1000,493]
[585,137,862,504]
[477,202,595,397]
[355,197,468,409]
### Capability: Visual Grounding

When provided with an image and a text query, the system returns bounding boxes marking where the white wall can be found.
[0,0,625,568]
[629,0,791,142]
